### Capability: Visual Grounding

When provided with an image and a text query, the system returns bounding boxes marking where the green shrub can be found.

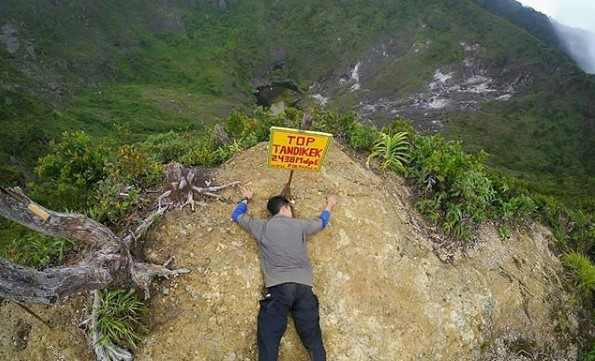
[338,115,593,250]
[87,180,145,225]
[282,107,305,129]
[240,133,260,149]
[250,107,285,142]
[0,162,26,187]
[224,110,249,140]
[214,139,245,163]
[416,197,442,224]
[584,341,595,361]
[141,131,197,164]
[31,130,163,214]
[534,194,595,255]
[28,180,90,212]
[312,110,357,138]
[93,289,148,350]
[347,123,379,151]
[141,128,241,167]
[36,131,107,189]
[563,252,595,300]
[178,134,220,166]
[109,144,162,185]
[452,169,495,222]
[34,131,108,209]
[404,133,497,240]
[381,117,416,135]
[504,194,537,220]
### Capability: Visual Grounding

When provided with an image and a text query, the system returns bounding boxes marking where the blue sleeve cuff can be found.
[232,202,247,223]
[319,210,331,229]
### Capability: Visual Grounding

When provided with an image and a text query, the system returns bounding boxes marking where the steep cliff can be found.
[0,142,580,360]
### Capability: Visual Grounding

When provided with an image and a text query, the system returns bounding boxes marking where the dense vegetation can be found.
[1,0,593,202]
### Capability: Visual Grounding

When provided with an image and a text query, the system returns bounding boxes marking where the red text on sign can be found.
[272,145,322,157]
[287,135,316,146]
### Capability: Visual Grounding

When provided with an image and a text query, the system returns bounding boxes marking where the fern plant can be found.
[366,132,410,173]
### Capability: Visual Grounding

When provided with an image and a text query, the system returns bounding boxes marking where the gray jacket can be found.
[237,213,325,287]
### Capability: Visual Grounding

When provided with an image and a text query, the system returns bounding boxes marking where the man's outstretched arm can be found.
[303,195,337,235]
[231,185,254,223]
[231,185,265,239]
[319,195,337,229]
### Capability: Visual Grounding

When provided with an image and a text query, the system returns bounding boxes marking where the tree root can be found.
[157,163,240,211]
[131,257,190,300]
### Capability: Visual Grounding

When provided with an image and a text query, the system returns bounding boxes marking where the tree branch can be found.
[0,187,121,248]
[0,184,191,309]
[131,257,190,299]
[122,205,168,248]
[0,255,126,304]
[192,181,241,194]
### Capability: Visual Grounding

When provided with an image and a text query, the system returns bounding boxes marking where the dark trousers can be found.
[257,282,326,361]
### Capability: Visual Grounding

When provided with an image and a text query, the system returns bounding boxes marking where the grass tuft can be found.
[93,289,148,350]
[563,252,595,300]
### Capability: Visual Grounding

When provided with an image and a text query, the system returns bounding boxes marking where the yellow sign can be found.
[268,127,333,172]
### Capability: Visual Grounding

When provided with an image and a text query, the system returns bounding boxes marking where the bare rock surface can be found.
[309,40,528,133]
[0,142,579,361]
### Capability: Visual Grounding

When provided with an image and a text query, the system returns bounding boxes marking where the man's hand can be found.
[325,195,337,212]
[241,185,254,200]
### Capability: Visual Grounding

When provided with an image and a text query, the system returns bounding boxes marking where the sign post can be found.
[268,126,333,198]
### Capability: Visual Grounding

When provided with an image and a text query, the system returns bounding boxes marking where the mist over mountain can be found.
[476,0,595,74]
[553,23,595,74]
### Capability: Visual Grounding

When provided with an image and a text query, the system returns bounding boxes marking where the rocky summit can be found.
[138,142,578,361]
[0,142,576,361]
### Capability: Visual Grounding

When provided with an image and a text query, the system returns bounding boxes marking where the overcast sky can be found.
[517,0,595,73]
[517,0,595,31]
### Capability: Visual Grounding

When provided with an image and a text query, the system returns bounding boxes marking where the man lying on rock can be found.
[231,185,337,361]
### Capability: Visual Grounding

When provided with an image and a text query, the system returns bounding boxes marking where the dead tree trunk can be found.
[0,187,188,305]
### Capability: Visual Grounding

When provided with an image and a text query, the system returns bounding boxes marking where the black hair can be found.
[267,195,290,216]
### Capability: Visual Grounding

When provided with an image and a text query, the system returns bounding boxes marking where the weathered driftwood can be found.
[121,205,168,248]
[0,168,241,359]
[0,187,189,305]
